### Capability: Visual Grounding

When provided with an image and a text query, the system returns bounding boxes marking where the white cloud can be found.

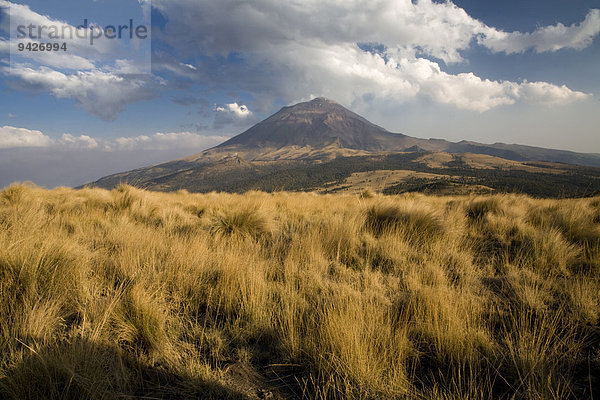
[214,102,254,127]
[3,0,597,118]
[1,0,151,67]
[6,66,156,120]
[480,9,600,54]
[154,1,600,63]
[1,0,153,120]
[227,40,586,112]
[154,0,484,64]
[153,0,596,112]
[517,81,590,106]
[111,131,229,151]
[392,56,590,111]
[59,133,99,149]
[1,0,117,69]
[0,126,52,148]
[0,126,229,152]
[215,102,252,118]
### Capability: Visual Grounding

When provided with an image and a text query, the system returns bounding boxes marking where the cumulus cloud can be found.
[59,133,99,149]
[154,1,600,63]
[1,0,151,68]
[153,0,596,112]
[480,9,600,54]
[203,39,586,112]
[6,66,156,120]
[3,0,597,118]
[0,125,52,148]
[0,125,229,151]
[1,0,118,70]
[215,102,252,118]
[517,81,590,106]
[391,56,590,111]
[154,0,485,64]
[1,0,153,120]
[214,102,254,127]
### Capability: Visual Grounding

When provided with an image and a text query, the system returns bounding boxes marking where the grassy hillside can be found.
[88,152,600,198]
[1,184,599,399]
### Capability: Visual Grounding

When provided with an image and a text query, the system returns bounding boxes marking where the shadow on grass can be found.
[0,339,247,400]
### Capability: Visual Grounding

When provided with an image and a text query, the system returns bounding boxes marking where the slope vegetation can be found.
[89,152,600,198]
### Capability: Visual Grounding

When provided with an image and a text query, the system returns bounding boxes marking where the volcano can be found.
[182,97,433,163]
[87,98,600,197]
[218,97,414,151]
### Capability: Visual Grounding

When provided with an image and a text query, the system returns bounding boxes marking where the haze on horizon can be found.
[0,0,599,188]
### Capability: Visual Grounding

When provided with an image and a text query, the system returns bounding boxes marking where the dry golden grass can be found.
[0,184,599,399]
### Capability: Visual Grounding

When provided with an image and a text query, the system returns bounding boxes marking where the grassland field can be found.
[1,183,599,399]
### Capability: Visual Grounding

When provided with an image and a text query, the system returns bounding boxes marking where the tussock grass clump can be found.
[0,183,28,206]
[113,284,173,360]
[365,201,445,240]
[111,184,136,211]
[319,214,364,268]
[565,278,599,325]
[303,290,411,398]
[359,187,376,199]
[501,307,582,399]
[465,196,505,220]
[530,228,581,276]
[208,207,273,239]
[528,202,600,245]
[1,189,599,399]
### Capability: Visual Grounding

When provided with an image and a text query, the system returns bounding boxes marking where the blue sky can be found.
[0,0,599,188]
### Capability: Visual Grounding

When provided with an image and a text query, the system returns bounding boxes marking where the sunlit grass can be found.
[0,184,598,399]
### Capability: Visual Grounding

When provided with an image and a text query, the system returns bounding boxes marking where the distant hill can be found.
[86,98,600,197]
